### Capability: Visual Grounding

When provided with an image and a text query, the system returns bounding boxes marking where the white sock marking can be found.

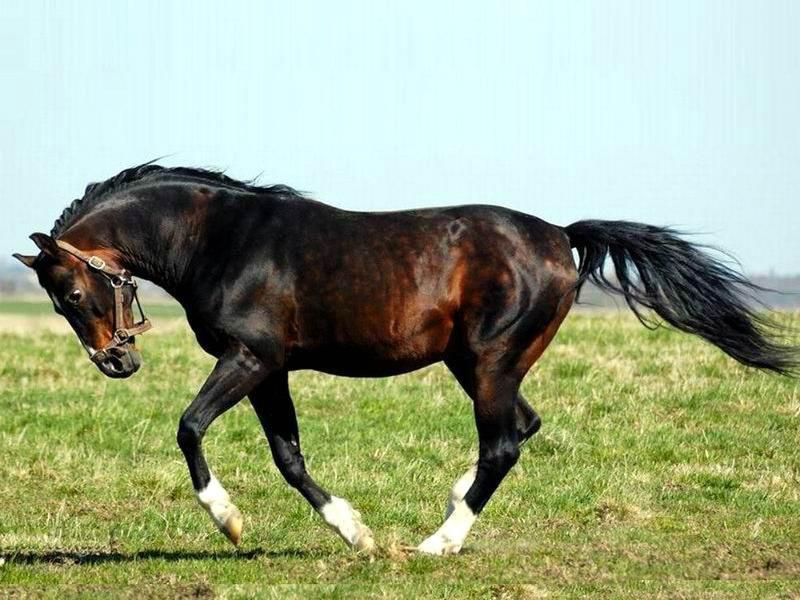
[319,496,375,552]
[417,499,477,556]
[196,475,240,535]
[445,464,477,519]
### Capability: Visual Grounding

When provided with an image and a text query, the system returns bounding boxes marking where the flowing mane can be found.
[51,161,305,237]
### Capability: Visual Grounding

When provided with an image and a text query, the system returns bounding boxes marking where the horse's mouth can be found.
[97,347,142,378]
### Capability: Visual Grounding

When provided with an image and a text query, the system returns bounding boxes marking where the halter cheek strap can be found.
[54,240,153,364]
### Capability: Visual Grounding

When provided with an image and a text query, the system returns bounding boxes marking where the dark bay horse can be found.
[14,163,798,555]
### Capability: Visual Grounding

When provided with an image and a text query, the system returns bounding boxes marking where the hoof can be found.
[196,476,244,547]
[221,506,243,546]
[416,534,462,556]
[354,527,376,554]
[320,496,376,554]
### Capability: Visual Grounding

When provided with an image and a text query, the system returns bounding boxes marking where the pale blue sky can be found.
[2,1,798,273]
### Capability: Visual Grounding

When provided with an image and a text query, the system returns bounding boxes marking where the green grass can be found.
[0,310,798,598]
[0,299,186,319]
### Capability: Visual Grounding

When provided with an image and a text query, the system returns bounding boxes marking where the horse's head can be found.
[14,232,151,378]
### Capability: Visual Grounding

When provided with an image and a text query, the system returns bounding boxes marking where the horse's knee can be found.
[177,416,201,451]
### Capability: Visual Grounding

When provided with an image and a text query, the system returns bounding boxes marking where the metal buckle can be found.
[114,329,130,343]
[91,349,108,364]
[88,256,106,270]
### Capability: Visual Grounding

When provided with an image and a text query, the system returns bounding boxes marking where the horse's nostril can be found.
[105,357,124,373]
[96,348,140,378]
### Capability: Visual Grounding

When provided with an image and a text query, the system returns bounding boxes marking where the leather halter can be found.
[55,240,152,364]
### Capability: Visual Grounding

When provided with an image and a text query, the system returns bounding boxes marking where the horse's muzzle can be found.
[96,346,142,378]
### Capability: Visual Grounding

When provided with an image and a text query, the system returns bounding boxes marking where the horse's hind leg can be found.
[421,289,575,555]
[249,371,375,553]
[442,393,541,519]
[418,361,522,555]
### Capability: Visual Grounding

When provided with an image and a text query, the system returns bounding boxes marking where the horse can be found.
[14,163,798,555]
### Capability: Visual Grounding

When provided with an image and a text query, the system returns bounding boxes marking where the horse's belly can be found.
[289,351,442,377]
[289,306,454,377]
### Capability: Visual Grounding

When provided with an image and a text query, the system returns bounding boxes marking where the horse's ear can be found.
[12,253,38,269]
[29,232,60,257]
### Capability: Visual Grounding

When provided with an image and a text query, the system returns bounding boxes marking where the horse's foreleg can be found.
[176,342,269,546]
[249,372,375,553]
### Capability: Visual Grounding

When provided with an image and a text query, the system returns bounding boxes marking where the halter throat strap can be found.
[55,240,152,363]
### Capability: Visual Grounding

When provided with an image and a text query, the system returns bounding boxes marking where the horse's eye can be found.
[68,289,82,305]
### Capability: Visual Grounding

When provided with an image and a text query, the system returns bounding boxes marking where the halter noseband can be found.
[55,240,152,364]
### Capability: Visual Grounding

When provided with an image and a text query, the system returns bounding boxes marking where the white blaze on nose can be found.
[319,496,375,552]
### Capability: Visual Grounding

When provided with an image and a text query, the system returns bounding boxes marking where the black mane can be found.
[51,161,304,237]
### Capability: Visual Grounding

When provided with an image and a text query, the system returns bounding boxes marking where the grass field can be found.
[0,299,186,319]
[0,307,798,598]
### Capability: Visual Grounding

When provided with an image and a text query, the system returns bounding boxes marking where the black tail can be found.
[564,219,799,375]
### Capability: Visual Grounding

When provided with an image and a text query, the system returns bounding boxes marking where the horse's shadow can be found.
[3,547,314,565]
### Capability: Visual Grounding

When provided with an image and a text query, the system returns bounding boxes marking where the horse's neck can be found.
[60,197,196,300]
